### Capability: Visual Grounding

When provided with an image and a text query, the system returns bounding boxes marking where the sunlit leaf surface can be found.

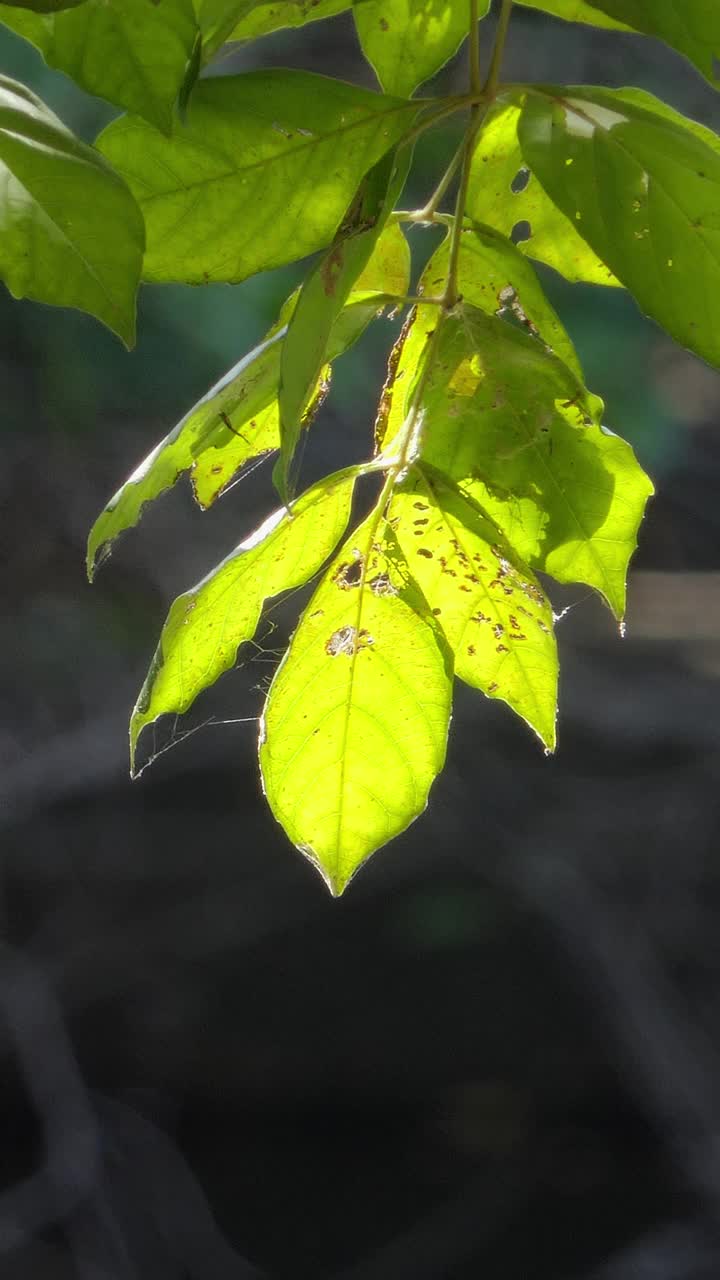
[379,304,653,618]
[519,86,720,368]
[130,469,359,774]
[260,501,452,894]
[390,467,558,748]
[97,71,419,283]
[467,98,620,287]
[354,0,488,98]
[86,226,409,578]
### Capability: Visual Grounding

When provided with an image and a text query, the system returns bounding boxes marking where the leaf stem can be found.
[483,0,513,99]
[412,138,466,222]
[469,0,482,97]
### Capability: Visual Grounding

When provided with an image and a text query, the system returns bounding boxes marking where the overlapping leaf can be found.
[390,467,558,749]
[279,148,410,500]
[260,501,452,894]
[130,468,359,774]
[354,0,488,98]
[516,2,720,87]
[0,76,143,345]
[86,225,410,579]
[376,222,583,456]
[97,71,420,284]
[421,221,583,376]
[380,304,652,618]
[518,86,720,369]
[0,0,200,132]
[467,98,620,287]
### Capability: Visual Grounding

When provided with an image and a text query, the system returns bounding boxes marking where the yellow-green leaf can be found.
[97,70,419,285]
[389,467,558,750]
[130,468,359,774]
[381,304,653,619]
[259,501,452,894]
[467,98,620,287]
[87,225,409,579]
[421,220,583,378]
[353,0,489,98]
[279,148,409,501]
[518,86,720,369]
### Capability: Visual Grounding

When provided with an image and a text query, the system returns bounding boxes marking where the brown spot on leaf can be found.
[321,245,345,297]
[417,548,433,559]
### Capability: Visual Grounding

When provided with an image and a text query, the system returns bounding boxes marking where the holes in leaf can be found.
[325,626,373,657]
[511,167,530,194]
[369,573,397,597]
[511,220,532,244]
[333,558,363,589]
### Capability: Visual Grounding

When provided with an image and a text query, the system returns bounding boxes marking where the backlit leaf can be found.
[390,467,558,749]
[86,225,409,579]
[278,146,410,500]
[467,98,620,287]
[518,87,720,368]
[97,71,419,284]
[354,0,489,98]
[0,76,143,345]
[380,304,653,619]
[0,0,200,133]
[376,221,583,456]
[259,501,452,894]
[130,468,359,774]
[421,220,583,378]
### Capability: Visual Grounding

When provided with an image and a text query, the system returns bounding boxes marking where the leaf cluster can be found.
[2,0,717,889]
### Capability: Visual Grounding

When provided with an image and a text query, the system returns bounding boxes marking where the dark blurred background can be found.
[3,2,720,1276]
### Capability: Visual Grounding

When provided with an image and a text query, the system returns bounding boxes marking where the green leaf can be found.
[87,225,410,578]
[97,71,420,285]
[278,146,410,501]
[516,2,720,88]
[421,220,583,378]
[259,500,452,895]
[467,98,620,287]
[518,86,720,369]
[0,0,200,133]
[379,304,653,618]
[354,0,489,98]
[0,75,143,345]
[130,468,359,775]
[389,467,558,749]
